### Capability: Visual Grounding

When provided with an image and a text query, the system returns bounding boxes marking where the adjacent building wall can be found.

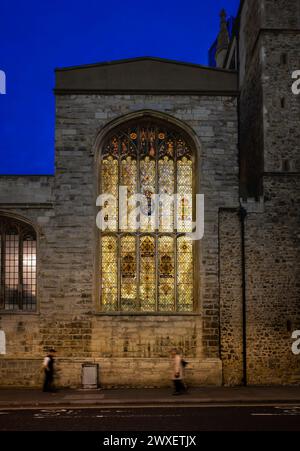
[239,0,264,198]
[244,177,300,384]
[237,0,300,384]
[219,210,244,386]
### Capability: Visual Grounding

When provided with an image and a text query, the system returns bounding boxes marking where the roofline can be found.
[54,88,239,97]
[0,174,54,177]
[55,56,237,75]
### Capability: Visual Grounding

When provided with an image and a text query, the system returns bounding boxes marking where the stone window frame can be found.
[94,111,202,315]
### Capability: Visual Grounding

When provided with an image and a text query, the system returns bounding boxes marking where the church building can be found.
[0,0,299,387]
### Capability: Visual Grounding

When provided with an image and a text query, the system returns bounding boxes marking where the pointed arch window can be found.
[99,120,195,313]
[0,216,37,311]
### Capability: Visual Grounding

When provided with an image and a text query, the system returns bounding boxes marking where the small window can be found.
[0,216,37,311]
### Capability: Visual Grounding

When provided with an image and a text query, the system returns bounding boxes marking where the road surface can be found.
[0,404,300,431]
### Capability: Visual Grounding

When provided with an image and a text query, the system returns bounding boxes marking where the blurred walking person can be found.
[171,348,186,395]
[42,348,56,392]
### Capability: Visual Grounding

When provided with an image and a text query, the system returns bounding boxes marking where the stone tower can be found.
[218,0,300,384]
[215,9,230,68]
[239,0,300,198]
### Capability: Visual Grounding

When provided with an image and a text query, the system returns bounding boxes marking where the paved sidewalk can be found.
[1,386,300,409]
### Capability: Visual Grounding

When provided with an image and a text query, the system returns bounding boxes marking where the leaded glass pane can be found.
[158,236,175,312]
[121,235,137,311]
[0,217,37,312]
[22,238,36,311]
[103,135,119,158]
[101,236,118,311]
[140,157,156,232]
[5,234,19,311]
[176,138,191,159]
[120,157,137,231]
[159,156,174,232]
[139,236,156,312]
[140,128,156,158]
[177,157,193,233]
[101,157,118,231]
[177,236,194,312]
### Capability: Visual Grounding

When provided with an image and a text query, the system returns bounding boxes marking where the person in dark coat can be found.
[171,348,186,395]
[42,348,56,392]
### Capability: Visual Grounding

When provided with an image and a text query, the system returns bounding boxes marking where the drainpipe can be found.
[240,205,247,386]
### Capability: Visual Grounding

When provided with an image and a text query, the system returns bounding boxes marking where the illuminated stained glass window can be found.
[121,235,137,311]
[100,120,194,313]
[177,236,194,312]
[158,236,175,312]
[101,236,118,312]
[140,236,156,312]
[0,216,37,311]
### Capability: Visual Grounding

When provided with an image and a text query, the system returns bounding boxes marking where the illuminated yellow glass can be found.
[158,236,175,312]
[121,235,137,311]
[140,157,156,232]
[120,157,137,231]
[101,236,118,311]
[159,156,174,232]
[100,125,194,312]
[101,157,118,231]
[177,236,193,312]
[177,157,193,232]
[140,236,156,312]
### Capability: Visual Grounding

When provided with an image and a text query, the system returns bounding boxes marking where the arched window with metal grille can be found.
[0,215,37,311]
[99,119,195,313]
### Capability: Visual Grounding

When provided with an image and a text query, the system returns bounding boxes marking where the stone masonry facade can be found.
[220,0,300,385]
[0,0,299,388]
[0,94,237,388]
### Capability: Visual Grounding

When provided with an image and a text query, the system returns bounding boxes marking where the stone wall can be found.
[261,32,300,172]
[244,177,300,384]
[263,0,300,29]
[239,0,300,180]
[0,357,222,389]
[219,210,244,386]
[0,94,239,387]
[0,176,53,205]
[237,0,300,385]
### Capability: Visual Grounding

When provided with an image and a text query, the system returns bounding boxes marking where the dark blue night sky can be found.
[0,0,240,175]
